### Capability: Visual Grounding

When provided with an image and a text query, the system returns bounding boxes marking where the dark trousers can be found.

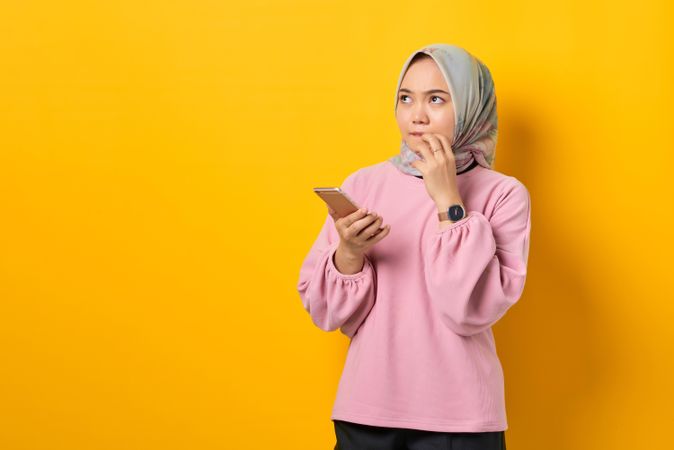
[333,419,506,450]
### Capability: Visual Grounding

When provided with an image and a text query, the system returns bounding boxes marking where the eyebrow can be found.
[399,88,451,96]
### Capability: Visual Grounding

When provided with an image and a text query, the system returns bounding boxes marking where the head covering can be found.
[389,43,498,176]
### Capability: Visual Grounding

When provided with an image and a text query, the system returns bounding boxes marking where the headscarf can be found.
[389,43,498,176]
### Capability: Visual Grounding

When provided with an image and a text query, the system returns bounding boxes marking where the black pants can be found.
[333,420,506,450]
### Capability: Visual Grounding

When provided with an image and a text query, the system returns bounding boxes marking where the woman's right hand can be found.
[328,207,391,258]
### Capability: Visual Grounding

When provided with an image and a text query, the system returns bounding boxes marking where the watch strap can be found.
[438,204,466,223]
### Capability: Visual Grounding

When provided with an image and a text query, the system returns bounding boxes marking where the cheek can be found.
[431,107,453,120]
[432,109,455,132]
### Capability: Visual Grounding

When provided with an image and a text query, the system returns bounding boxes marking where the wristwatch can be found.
[438,204,466,223]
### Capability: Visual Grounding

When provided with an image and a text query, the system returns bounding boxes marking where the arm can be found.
[423,180,531,336]
[333,245,366,274]
[297,174,377,338]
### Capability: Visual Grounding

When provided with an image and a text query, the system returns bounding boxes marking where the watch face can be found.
[448,205,465,221]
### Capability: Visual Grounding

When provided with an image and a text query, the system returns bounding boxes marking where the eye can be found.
[398,94,445,104]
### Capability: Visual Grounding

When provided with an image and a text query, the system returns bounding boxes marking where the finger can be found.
[410,147,427,174]
[435,134,455,161]
[410,159,424,173]
[420,133,444,161]
[341,208,369,228]
[347,213,379,237]
[416,134,435,164]
[360,221,384,241]
[367,224,391,242]
[357,215,384,238]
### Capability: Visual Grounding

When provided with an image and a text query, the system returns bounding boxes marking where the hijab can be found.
[389,43,498,177]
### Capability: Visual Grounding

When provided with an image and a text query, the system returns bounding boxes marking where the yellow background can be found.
[1,1,673,449]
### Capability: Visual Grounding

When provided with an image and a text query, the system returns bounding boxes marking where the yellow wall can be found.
[1,1,672,448]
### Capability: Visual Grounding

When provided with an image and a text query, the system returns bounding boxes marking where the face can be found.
[395,57,456,157]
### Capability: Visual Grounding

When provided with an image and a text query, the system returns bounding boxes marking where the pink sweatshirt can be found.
[297,159,531,432]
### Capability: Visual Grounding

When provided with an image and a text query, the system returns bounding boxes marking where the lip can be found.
[409,132,424,137]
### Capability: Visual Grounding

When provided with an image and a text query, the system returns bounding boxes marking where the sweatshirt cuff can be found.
[436,211,488,234]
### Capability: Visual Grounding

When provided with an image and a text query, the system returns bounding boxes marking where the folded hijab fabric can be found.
[389,43,498,177]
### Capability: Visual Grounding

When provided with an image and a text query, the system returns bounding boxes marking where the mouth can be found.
[409,132,423,137]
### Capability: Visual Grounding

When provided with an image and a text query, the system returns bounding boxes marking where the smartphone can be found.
[313,187,360,219]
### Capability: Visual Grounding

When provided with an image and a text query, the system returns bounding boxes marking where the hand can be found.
[327,207,391,258]
[409,133,463,208]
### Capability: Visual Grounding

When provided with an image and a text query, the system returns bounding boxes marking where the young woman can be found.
[297,43,531,450]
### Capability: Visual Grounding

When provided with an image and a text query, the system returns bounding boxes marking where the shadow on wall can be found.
[493,97,614,450]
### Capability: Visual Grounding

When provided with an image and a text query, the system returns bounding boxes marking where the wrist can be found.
[336,243,363,260]
[334,245,365,275]
[436,192,467,228]
[435,195,464,212]
[435,184,462,208]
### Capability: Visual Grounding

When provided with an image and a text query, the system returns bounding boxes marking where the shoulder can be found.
[340,160,392,191]
[476,168,530,218]
[476,167,528,199]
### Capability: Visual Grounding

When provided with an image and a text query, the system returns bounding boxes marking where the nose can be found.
[411,103,428,122]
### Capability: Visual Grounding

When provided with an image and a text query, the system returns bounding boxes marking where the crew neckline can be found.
[387,159,483,184]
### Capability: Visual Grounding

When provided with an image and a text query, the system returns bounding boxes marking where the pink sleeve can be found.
[296,174,377,339]
[423,180,531,337]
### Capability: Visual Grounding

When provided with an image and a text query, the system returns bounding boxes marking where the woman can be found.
[297,43,531,450]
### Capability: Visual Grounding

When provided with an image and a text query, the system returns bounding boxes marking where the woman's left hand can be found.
[409,133,463,209]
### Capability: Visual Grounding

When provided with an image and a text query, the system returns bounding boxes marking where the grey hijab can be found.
[389,44,498,176]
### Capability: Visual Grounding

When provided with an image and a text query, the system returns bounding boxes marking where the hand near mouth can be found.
[409,133,465,215]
